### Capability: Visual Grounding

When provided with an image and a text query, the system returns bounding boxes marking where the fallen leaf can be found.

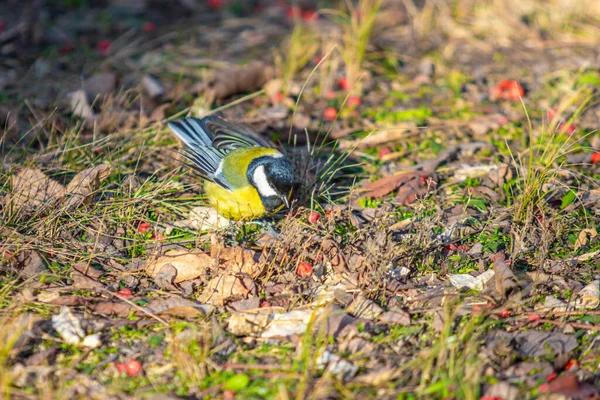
[199,274,256,305]
[227,310,273,336]
[544,374,598,397]
[574,280,600,310]
[146,250,213,283]
[454,165,499,182]
[487,330,577,359]
[482,382,519,400]
[13,249,48,278]
[168,206,231,233]
[358,170,432,199]
[346,294,383,320]
[8,167,65,214]
[141,75,164,99]
[69,89,95,122]
[574,227,597,251]
[152,263,180,291]
[65,164,112,209]
[378,306,411,326]
[83,72,117,99]
[195,61,275,102]
[535,296,569,312]
[72,263,104,291]
[51,306,101,348]
[493,259,520,297]
[146,296,214,317]
[211,245,262,277]
[449,269,495,291]
[317,351,358,380]
[353,368,401,386]
[395,174,437,205]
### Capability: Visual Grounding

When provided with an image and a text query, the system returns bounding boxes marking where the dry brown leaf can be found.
[395,174,437,205]
[83,72,117,99]
[72,262,104,291]
[574,280,600,309]
[353,368,401,386]
[8,168,66,214]
[92,302,136,317]
[146,297,213,317]
[493,259,520,297]
[358,171,432,199]
[346,294,383,320]
[65,164,112,209]
[13,249,48,278]
[574,227,598,251]
[141,75,164,99]
[69,89,96,122]
[195,61,275,101]
[199,274,256,305]
[211,245,262,277]
[146,250,213,283]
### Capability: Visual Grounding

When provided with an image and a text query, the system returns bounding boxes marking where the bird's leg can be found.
[229,223,240,246]
[249,218,280,238]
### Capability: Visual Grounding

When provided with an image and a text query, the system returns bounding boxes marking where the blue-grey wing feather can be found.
[168,114,273,191]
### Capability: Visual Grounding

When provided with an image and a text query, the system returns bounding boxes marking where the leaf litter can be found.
[2,0,600,398]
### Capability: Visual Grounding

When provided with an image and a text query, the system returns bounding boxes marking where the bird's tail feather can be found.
[168,117,213,148]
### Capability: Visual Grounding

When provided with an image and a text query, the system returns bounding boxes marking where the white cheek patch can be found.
[253,165,278,197]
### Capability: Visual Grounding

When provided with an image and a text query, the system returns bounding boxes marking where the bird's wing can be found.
[168,117,215,148]
[200,114,275,151]
[179,146,232,190]
[168,115,273,191]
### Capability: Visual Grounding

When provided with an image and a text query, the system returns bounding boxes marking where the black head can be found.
[247,155,295,212]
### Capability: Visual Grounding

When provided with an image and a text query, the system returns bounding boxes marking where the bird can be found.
[168,115,295,221]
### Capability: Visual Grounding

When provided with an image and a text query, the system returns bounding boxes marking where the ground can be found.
[1,0,600,399]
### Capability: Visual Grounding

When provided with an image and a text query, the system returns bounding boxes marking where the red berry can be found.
[592,153,600,164]
[117,288,133,299]
[208,0,223,9]
[142,21,156,32]
[301,9,317,22]
[338,78,349,91]
[271,92,283,103]
[123,359,142,377]
[377,148,391,159]
[527,313,541,322]
[260,300,271,307]
[98,40,111,55]
[314,55,323,64]
[564,359,579,371]
[547,108,557,120]
[347,96,361,107]
[498,308,511,318]
[115,363,127,373]
[308,212,321,224]
[138,222,151,233]
[297,262,313,278]
[490,80,524,101]
[545,371,557,382]
[560,122,576,135]
[538,383,550,392]
[323,107,337,121]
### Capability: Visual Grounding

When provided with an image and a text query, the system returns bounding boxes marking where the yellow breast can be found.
[204,181,266,221]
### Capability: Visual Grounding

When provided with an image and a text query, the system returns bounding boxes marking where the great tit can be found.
[168,115,295,221]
